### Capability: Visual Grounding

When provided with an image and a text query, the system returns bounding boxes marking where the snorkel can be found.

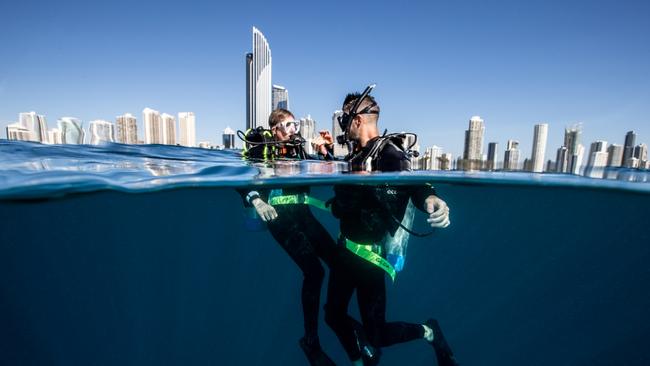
[336,84,377,152]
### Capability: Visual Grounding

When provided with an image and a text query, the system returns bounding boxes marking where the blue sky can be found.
[1,0,649,159]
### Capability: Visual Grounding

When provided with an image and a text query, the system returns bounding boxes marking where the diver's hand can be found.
[251,197,278,222]
[425,195,450,228]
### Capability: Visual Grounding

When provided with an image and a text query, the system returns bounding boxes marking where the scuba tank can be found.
[240,127,275,160]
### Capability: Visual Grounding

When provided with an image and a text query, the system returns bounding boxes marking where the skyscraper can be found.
[634,143,648,167]
[564,124,584,174]
[622,131,636,166]
[161,113,176,145]
[116,113,138,144]
[585,140,608,178]
[424,145,444,170]
[300,115,316,154]
[6,122,32,141]
[530,123,548,172]
[47,128,63,144]
[58,117,85,144]
[486,142,498,171]
[503,139,520,171]
[88,120,116,144]
[331,110,348,158]
[606,144,624,167]
[223,127,235,149]
[272,85,289,111]
[19,111,48,143]
[178,112,196,147]
[143,108,163,144]
[463,116,484,170]
[246,27,272,130]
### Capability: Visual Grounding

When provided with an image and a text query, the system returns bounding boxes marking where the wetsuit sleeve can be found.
[410,184,439,213]
[236,188,270,207]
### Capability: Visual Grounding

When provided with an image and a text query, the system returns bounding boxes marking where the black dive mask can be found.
[336,84,379,146]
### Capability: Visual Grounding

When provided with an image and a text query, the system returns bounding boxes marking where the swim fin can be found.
[299,337,336,366]
[425,319,459,366]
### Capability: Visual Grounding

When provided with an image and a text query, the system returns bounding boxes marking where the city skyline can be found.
[1,1,648,160]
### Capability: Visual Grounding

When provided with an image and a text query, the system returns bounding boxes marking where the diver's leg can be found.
[300,211,337,267]
[324,248,361,361]
[356,264,424,348]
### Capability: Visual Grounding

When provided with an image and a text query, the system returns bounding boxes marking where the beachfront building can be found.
[6,122,32,141]
[503,139,520,171]
[19,111,48,143]
[57,117,85,144]
[88,120,116,145]
[622,130,636,167]
[486,142,498,171]
[178,112,196,147]
[116,113,138,144]
[530,123,548,172]
[223,127,235,149]
[606,144,623,167]
[245,27,272,130]
[462,116,485,170]
[143,108,163,144]
[47,128,63,144]
[161,113,176,145]
[272,85,289,111]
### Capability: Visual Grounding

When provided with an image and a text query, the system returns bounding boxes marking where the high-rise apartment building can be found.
[161,113,176,145]
[300,115,316,154]
[634,143,648,167]
[246,27,272,130]
[19,112,48,143]
[530,123,548,172]
[47,128,63,144]
[486,142,498,170]
[272,85,289,111]
[143,108,163,144]
[88,120,116,145]
[178,112,196,147]
[423,145,444,170]
[606,144,624,167]
[463,116,484,170]
[58,117,85,144]
[585,140,608,178]
[6,122,32,141]
[223,127,235,149]
[116,113,138,144]
[622,131,636,166]
[503,139,520,170]
[562,124,584,174]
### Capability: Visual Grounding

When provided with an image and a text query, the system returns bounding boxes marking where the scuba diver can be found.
[238,109,340,366]
[323,85,458,366]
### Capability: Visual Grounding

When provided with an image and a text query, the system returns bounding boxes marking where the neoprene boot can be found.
[299,336,336,366]
[425,319,459,366]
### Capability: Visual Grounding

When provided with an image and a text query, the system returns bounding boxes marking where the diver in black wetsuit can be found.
[323,86,458,366]
[239,109,339,366]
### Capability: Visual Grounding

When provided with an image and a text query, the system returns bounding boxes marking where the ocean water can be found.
[1,140,650,366]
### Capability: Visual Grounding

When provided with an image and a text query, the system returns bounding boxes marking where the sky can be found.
[1,0,649,160]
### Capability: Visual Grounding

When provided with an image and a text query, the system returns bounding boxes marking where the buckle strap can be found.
[269,194,331,212]
[344,238,396,282]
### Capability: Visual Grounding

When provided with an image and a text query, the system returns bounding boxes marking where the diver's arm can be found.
[237,188,278,221]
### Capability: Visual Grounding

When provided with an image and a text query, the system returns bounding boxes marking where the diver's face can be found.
[346,115,362,141]
[272,117,298,141]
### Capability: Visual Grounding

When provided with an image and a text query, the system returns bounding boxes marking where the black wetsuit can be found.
[239,144,336,351]
[324,136,437,361]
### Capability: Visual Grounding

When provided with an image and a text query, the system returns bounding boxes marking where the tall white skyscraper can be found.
[116,113,138,144]
[503,139,520,170]
[331,110,348,158]
[463,116,484,170]
[178,112,196,147]
[88,120,116,145]
[143,108,163,144]
[58,117,85,144]
[246,27,272,130]
[6,122,32,141]
[19,112,48,143]
[530,123,548,172]
[161,113,177,145]
[272,85,289,110]
[424,145,444,170]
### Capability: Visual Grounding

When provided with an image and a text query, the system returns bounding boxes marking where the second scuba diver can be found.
[239,109,339,366]
[323,86,459,366]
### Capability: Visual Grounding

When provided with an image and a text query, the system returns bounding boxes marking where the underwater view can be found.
[1,141,649,365]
